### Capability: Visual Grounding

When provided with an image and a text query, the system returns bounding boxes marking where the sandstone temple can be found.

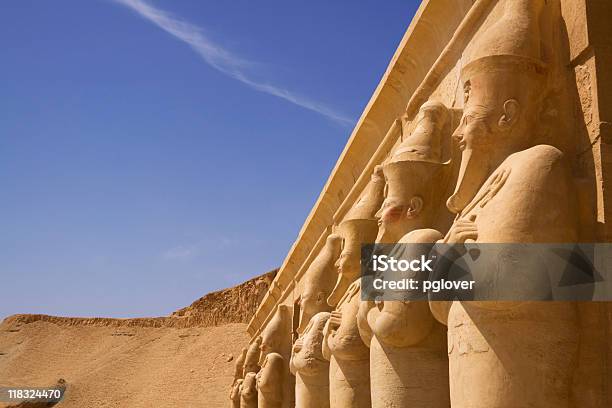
[229,1,612,407]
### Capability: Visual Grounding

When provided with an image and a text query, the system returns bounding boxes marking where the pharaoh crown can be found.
[461,0,548,84]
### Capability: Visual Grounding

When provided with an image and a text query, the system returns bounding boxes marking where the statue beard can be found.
[298,306,316,335]
[292,342,326,376]
[376,217,410,244]
[447,147,493,214]
[327,264,359,308]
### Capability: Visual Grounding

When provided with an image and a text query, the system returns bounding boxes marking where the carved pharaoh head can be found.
[256,352,286,401]
[327,167,384,307]
[229,378,243,405]
[375,101,450,243]
[240,372,258,407]
[243,337,262,375]
[447,0,549,213]
[232,347,247,382]
[259,305,291,365]
[290,312,331,377]
[297,234,341,334]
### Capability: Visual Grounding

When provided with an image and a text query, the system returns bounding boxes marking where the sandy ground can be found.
[0,318,249,408]
[0,272,275,407]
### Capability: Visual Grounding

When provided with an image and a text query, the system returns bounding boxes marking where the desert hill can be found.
[0,270,276,408]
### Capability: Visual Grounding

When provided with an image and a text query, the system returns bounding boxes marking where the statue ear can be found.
[499,99,520,129]
[406,196,424,218]
[317,291,326,304]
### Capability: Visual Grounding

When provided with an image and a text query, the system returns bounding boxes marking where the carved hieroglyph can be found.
[257,352,286,408]
[357,101,452,408]
[297,235,342,334]
[322,167,385,408]
[435,1,581,407]
[290,312,331,408]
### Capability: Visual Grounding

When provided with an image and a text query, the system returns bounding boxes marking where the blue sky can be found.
[0,0,419,319]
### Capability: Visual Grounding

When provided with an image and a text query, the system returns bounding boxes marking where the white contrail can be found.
[110,0,353,126]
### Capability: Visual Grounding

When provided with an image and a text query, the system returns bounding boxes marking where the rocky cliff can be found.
[0,271,276,408]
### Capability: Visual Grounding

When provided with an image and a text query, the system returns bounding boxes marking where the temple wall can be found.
[247,0,479,338]
[241,1,611,405]
[249,0,611,338]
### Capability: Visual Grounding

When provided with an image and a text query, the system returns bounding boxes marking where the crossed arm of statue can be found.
[321,310,340,361]
[356,300,376,347]
[443,218,478,244]
[289,337,303,375]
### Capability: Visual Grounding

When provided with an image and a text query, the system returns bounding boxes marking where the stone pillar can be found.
[323,166,385,408]
[438,1,582,406]
[258,305,293,407]
[358,100,453,408]
[240,372,258,408]
[257,352,285,408]
[290,312,331,408]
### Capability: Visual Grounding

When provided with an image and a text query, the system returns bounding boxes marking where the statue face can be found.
[230,379,243,401]
[375,193,426,243]
[298,289,326,333]
[447,102,498,213]
[243,338,261,374]
[256,353,284,396]
[291,312,330,376]
[241,373,257,399]
[327,245,358,304]
[375,197,408,243]
[298,235,340,332]
[374,102,450,242]
[259,335,273,365]
[336,247,359,281]
[448,73,526,213]
[233,347,246,379]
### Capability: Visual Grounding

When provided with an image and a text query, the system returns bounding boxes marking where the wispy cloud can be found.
[110,0,353,126]
[162,244,198,260]
[161,236,237,261]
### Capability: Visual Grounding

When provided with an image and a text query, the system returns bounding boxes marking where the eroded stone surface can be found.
[242,0,612,407]
[290,312,331,408]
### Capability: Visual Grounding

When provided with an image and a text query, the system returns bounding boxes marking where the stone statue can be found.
[374,100,452,244]
[327,166,384,308]
[290,312,331,408]
[233,347,247,381]
[259,305,292,363]
[258,305,293,407]
[243,337,261,376]
[297,235,342,334]
[357,101,452,408]
[231,379,244,408]
[256,352,286,408]
[240,373,258,408]
[323,167,385,408]
[230,347,247,407]
[433,1,580,407]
